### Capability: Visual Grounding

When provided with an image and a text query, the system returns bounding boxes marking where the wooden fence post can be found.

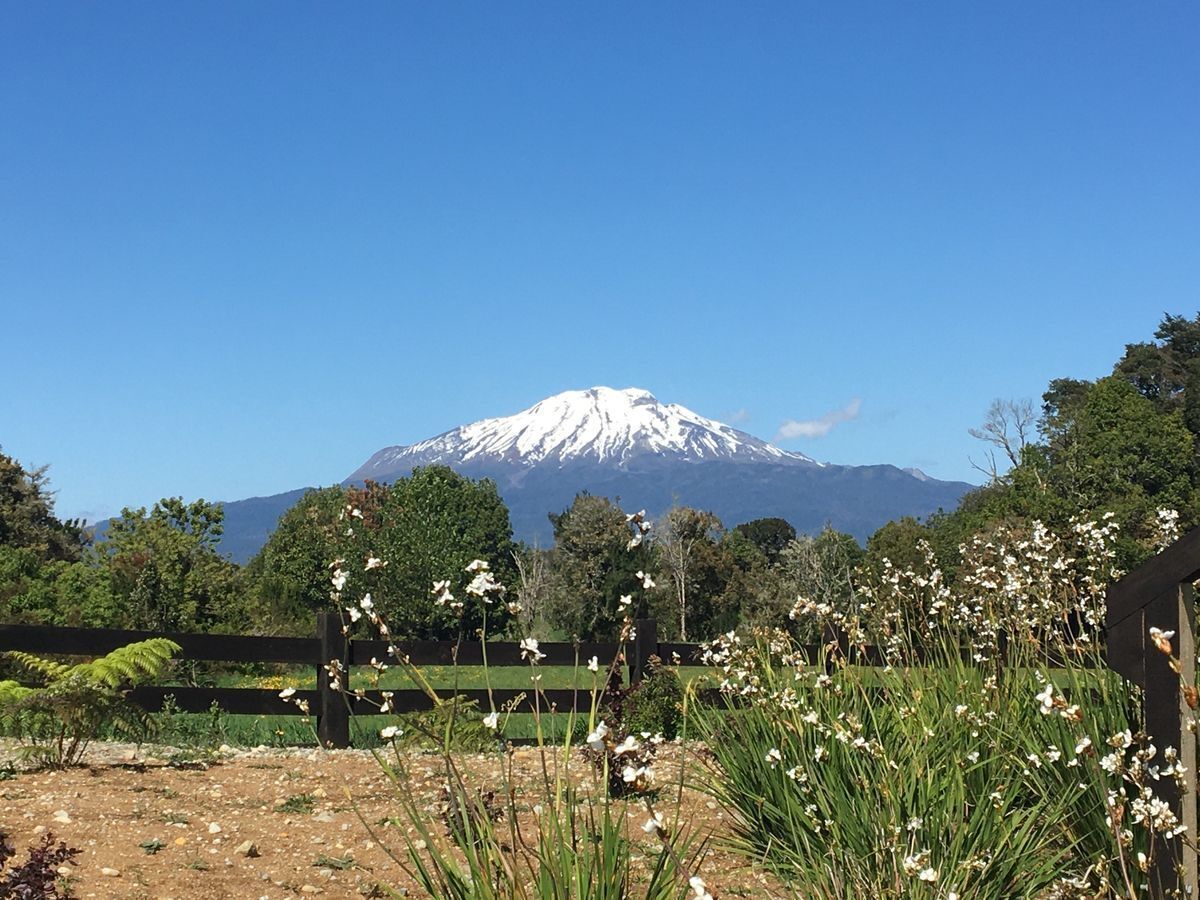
[632,618,657,685]
[1145,584,1198,895]
[1107,529,1200,898]
[316,611,350,749]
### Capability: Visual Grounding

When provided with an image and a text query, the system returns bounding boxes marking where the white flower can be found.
[618,594,633,608]
[364,557,386,570]
[642,810,665,835]
[587,656,600,673]
[587,721,609,751]
[766,747,783,768]
[636,570,656,590]
[345,606,361,623]
[380,725,402,740]
[483,711,500,730]
[614,735,640,756]
[278,688,296,700]
[520,637,546,663]
[1035,682,1055,714]
[467,568,505,599]
[1074,736,1093,756]
[331,569,348,592]
[431,580,455,607]
[918,867,938,883]
[1150,627,1176,655]
[360,593,374,610]
[688,875,713,899]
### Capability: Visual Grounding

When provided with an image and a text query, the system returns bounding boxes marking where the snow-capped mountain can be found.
[349,387,817,481]
[197,388,975,562]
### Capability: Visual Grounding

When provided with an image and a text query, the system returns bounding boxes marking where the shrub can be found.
[696,516,1173,898]
[0,638,179,768]
[605,656,683,740]
[0,829,79,898]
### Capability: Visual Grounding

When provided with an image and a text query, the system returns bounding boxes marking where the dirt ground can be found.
[0,740,782,899]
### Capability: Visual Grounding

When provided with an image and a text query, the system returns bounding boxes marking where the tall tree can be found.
[545,493,651,641]
[100,497,240,631]
[730,517,796,566]
[655,506,724,641]
[249,468,517,639]
[0,450,84,563]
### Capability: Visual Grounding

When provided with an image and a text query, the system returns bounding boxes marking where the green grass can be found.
[137,662,717,750]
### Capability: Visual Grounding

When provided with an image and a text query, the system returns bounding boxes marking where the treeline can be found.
[4,311,1200,642]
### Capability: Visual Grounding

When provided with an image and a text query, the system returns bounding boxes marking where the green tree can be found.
[249,468,518,639]
[654,506,728,641]
[864,516,932,577]
[730,517,796,566]
[245,486,349,633]
[0,450,84,564]
[99,497,241,631]
[367,467,517,638]
[1115,312,1200,415]
[545,494,652,641]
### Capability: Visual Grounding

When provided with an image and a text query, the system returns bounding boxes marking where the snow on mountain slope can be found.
[349,387,817,481]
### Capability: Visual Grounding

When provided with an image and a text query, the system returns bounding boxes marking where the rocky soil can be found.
[0,740,780,899]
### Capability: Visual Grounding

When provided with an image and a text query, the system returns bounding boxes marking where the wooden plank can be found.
[128,686,318,716]
[349,638,623,668]
[0,623,317,664]
[1107,526,1200,629]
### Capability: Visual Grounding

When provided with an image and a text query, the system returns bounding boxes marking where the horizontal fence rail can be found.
[0,615,694,748]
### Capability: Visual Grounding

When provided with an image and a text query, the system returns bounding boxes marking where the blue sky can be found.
[2,2,1197,523]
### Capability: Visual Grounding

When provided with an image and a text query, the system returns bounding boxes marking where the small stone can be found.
[207,822,222,834]
[314,811,334,823]
[52,810,71,824]
[318,867,333,877]
[311,787,327,799]
[33,826,46,835]
[56,866,72,877]
[300,885,323,894]
[234,841,260,858]
[100,867,121,877]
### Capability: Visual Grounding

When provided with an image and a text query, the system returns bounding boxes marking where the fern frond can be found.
[72,639,181,689]
[4,651,70,684]
[0,679,35,706]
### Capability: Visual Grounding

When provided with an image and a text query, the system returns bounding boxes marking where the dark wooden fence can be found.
[0,613,693,750]
[1107,527,1200,896]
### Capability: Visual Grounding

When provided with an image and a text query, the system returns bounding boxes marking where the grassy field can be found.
[147,663,715,750]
